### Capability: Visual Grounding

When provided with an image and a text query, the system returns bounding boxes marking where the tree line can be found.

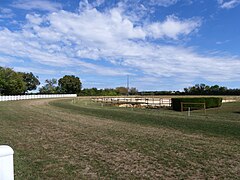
[0,66,138,96]
[80,87,138,96]
[141,84,240,96]
[1,67,239,96]
[183,83,240,95]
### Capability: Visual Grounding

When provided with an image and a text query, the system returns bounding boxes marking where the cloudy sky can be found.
[0,0,240,91]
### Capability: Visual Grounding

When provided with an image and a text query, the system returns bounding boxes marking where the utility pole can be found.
[127,75,129,96]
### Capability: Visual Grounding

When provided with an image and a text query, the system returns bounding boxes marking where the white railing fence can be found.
[92,97,172,107]
[0,94,77,102]
[0,145,14,180]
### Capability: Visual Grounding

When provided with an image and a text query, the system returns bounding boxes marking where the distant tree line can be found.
[140,84,240,96]
[1,67,239,96]
[0,66,139,96]
[79,87,138,96]
[183,84,240,95]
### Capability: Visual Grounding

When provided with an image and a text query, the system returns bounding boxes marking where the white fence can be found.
[0,94,77,102]
[0,145,14,180]
[93,97,172,107]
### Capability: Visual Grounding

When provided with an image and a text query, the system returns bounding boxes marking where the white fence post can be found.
[0,145,14,180]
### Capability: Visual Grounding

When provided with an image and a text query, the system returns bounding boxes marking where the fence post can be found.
[188,107,191,117]
[0,145,14,180]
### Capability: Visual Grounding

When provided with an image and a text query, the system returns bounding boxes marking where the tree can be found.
[0,67,26,95]
[210,85,220,94]
[115,87,128,95]
[58,75,82,94]
[19,72,40,92]
[182,83,239,95]
[102,88,118,96]
[129,87,138,95]
[39,79,58,94]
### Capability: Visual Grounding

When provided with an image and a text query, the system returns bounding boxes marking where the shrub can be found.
[171,97,222,111]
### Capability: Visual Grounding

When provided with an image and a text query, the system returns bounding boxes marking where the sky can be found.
[0,0,240,91]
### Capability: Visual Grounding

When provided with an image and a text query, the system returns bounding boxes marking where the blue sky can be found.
[0,0,240,91]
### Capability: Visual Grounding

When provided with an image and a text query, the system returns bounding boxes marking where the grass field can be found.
[0,98,239,179]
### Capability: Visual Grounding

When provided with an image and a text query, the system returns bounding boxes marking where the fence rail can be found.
[0,94,77,102]
[92,97,172,107]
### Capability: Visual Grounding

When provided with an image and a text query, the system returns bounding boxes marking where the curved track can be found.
[0,99,239,179]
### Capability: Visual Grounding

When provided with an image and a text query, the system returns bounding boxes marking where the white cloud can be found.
[0,5,239,85]
[79,0,105,12]
[11,0,62,12]
[218,0,240,9]
[216,40,230,44]
[149,0,179,7]
[0,26,128,77]
[14,66,56,75]
[79,0,92,12]
[0,55,19,64]
[25,14,44,25]
[75,61,130,76]
[147,15,201,39]
[47,8,146,44]
[0,8,14,18]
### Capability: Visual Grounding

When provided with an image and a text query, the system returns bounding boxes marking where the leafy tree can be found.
[129,87,138,95]
[102,88,118,96]
[81,88,98,96]
[0,67,26,95]
[183,84,240,95]
[115,87,128,95]
[19,72,40,92]
[39,79,58,94]
[58,75,82,94]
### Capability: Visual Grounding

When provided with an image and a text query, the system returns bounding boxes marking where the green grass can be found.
[0,98,239,179]
[50,99,240,139]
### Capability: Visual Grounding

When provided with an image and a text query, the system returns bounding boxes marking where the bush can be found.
[172,97,222,111]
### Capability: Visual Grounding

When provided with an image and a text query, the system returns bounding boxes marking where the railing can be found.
[0,94,77,102]
[0,145,14,180]
[92,97,172,107]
